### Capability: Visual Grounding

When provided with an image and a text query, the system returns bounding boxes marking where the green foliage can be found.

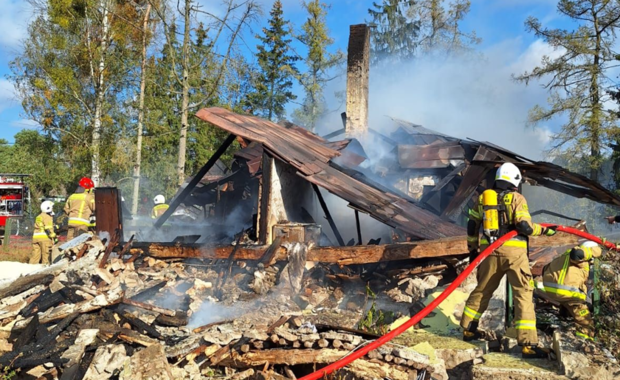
[1,366,16,380]
[368,0,420,63]
[358,284,395,335]
[292,0,344,132]
[246,0,299,121]
[514,0,620,181]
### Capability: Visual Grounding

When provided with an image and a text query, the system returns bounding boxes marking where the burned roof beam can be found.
[313,184,346,246]
[154,133,237,228]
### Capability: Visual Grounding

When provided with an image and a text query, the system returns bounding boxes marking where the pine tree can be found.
[514,0,620,181]
[367,0,419,64]
[247,0,299,121]
[293,0,344,132]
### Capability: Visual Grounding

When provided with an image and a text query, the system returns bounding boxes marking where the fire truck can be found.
[0,174,30,236]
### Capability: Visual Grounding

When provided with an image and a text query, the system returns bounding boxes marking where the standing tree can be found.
[246,0,299,121]
[367,0,419,64]
[409,0,479,55]
[293,0,344,132]
[515,0,620,181]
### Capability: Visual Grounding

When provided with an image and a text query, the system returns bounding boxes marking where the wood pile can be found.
[0,236,438,380]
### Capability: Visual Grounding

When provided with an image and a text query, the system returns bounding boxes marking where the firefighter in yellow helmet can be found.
[64,177,96,240]
[460,162,557,358]
[541,241,602,340]
[30,201,57,265]
[151,194,169,219]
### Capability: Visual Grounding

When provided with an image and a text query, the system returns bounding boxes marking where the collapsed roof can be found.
[195,107,465,240]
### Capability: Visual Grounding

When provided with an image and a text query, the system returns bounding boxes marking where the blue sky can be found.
[0,0,566,157]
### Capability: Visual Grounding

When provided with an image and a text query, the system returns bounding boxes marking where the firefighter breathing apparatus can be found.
[298,225,620,380]
[482,189,500,243]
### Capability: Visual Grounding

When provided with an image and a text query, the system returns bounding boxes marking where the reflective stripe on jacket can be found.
[542,246,602,301]
[64,192,95,227]
[151,204,169,219]
[33,212,55,242]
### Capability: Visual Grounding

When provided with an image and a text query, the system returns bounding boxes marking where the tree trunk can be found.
[177,0,192,186]
[92,0,111,186]
[132,4,152,215]
[590,7,602,181]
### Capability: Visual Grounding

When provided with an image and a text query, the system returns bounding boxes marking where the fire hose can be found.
[298,224,619,380]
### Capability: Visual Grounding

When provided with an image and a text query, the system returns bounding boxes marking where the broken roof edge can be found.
[195,107,465,240]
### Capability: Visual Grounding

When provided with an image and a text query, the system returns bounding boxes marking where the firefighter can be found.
[64,177,96,240]
[541,241,601,340]
[30,200,57,265]
[460,162,557,358]
[151,194,169,219]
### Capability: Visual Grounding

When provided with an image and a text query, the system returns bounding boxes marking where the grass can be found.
[0,236,33,263]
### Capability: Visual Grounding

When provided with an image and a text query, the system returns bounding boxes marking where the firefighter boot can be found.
[522,345,551,359]
[463,321,483,342]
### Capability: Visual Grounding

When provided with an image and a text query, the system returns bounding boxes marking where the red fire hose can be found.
[298,224,619,380]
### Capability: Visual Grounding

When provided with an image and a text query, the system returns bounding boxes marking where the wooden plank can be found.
[141,232,577,263]
[0,273,54,300]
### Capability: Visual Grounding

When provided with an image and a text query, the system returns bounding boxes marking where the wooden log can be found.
[121,298,176,317]
[13,314,39,351]
[142,232,577,263]
[267,316,289,334]
[119,312,163,340]
[20,289,65,318]
[0,273,54,299]
[332,339,343,349]
[192,319,232,334]
[318,339,329,348]
[34,287,123,325]
[155,312,189,327]
[217,348,352,368]
[98,229,120,269]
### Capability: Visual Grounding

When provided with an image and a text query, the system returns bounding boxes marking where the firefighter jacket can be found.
[151,204,169,219]
[542,245,602,301]
[467,191,544,255]
[33,212,56,242]
[64,191,95,227]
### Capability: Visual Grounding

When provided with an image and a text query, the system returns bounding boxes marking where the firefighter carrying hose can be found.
[151,194,169,219]
[64,177,96,240]
[30,200,57,265]
[460,162,557,358]
[541,241,601,340]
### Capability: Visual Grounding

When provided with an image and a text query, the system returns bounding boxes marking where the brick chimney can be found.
[345,24,370,138]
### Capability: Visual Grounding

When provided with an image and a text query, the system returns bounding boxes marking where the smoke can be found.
[317,39,560,162]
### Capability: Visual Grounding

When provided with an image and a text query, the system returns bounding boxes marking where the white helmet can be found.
[580,241,598,249]
[40,200,54,215]
[495,162,522,188]
[153,194,165,205]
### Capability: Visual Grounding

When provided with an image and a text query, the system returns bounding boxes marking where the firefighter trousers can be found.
[460,251,538,346]
[67,225,88,241]
[549,295,594,340]
[30,240,52,265]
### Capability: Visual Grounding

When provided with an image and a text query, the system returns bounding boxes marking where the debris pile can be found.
[0,236,449,380]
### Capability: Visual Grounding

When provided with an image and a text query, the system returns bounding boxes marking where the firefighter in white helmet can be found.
[542,240,602,340]
[151,194,169,219]
[30,200,57,265]
[460,162,557,358]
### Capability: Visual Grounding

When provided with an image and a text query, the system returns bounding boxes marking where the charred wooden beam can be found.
[156,312,189,327]
[121,298,177,317]
[139,232,577,264]
[312,184,345,246]
[154,133,236,228]
[0,273,54,300]
[98,229,120,269]
[355,210,362,245]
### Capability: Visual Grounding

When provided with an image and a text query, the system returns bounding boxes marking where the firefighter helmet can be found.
[79,177,95,190]
[40,200,54,214]
[153,195,165,205]
[495,163,522,188]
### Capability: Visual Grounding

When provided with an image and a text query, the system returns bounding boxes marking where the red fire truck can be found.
[0,174,30,236]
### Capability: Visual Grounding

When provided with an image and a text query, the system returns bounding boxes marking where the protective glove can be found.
[542,226,557,236]
[469,249,479,264]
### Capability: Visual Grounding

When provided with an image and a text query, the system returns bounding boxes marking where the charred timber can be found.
[138,233,577,263]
